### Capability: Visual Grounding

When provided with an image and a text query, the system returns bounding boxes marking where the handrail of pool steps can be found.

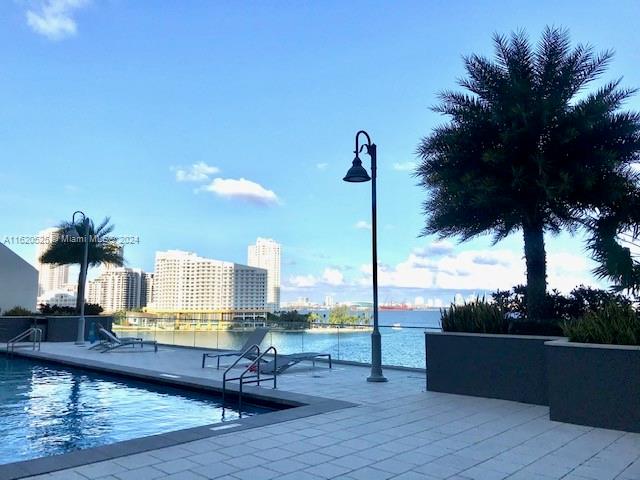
[6,327,42,354]
[221,344,261,404]
[222,346,278,409]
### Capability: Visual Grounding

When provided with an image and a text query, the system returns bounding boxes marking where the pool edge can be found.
[0,348,357,480]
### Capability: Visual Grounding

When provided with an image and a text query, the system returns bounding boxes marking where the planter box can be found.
[426,331,561,405]
[546,339,640,433]
[46,316,113,342]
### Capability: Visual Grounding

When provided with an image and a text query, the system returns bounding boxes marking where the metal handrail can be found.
[7,327,42,354]
[222,346,278,410]
[221,344,260,404]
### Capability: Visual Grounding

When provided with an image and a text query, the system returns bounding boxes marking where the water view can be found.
[115,310,442,369]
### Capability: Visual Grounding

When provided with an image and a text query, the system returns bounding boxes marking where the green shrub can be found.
[3,306,37,316]
[441,299,508,334]
[562,302,640,345]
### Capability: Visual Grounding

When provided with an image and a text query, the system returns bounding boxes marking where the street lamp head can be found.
[343,156,371,183]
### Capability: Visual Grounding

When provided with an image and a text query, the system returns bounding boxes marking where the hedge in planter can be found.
[546,303,640,432]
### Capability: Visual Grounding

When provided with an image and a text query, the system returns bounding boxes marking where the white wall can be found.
[0,244,38,313]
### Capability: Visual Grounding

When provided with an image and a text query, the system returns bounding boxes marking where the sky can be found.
[1,0,639,305]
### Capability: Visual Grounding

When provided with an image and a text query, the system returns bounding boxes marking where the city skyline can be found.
[2,1,638,305]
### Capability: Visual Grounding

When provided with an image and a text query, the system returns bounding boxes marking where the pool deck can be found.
[7,342,640,480]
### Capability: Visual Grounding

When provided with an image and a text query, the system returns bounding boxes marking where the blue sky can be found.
[1,0,639,304]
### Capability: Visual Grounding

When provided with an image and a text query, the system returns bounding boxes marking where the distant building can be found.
[141,272,154,308]
[248,238,281,311]
[149,250,267,315]
[35,228,69,295]
[37,290,77,308]
[87,267,144,312]
[0,244,38,313]
[323,295,335,308]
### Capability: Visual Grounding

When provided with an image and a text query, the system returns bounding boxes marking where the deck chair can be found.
[256,352,332,375]
[96,328,158,352]
[89,325,145,350]
[201,327,269,369]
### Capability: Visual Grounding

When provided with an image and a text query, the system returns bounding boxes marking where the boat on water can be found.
[391,323,402,330]
[380,304,413,311]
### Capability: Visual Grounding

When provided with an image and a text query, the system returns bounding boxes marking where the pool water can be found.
[0,357,271,464]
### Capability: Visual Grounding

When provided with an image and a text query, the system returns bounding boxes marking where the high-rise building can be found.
[247,238,281,311]
[150,250,267,314]
[141,272,154,308]
[35,228,69,295]
[87,267,144,312]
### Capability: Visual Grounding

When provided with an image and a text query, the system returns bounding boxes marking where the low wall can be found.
[426,331,561,405]
[46,316,113,342]
[546,339,640,433]
[0,317,40,342]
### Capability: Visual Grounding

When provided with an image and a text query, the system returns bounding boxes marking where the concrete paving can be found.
[11,342,640,480]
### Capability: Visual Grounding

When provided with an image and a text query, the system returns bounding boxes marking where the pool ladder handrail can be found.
[222,344,261,404]
[222,345,277,410]
[7,327,42,354]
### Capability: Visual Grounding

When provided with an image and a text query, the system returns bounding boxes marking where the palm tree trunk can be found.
[522,221,547,321]
[75,264,87,314]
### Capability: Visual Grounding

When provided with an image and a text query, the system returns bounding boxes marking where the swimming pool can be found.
[0,356,270,465]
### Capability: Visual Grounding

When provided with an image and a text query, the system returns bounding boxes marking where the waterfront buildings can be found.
[0,243,38,312]
[148,250,267,316]
[87,267,146,312]
[35,227,69,295]
[248,238,281,311]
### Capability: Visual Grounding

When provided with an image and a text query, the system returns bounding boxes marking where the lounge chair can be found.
[89,327,145,350]
[201,327,269,369]
[95,328,158,352]
[255,352,332,375]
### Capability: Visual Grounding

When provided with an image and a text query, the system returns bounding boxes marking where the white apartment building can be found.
[87,267,144,312]
[150,250,267,314]
[35,228,69,295]
[247,238,281,311]
[37,290,77,308]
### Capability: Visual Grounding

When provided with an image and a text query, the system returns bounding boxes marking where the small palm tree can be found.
[416,27,640,321]
[40,217,124,313]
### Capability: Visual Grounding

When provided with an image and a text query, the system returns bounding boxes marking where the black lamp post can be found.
[71,210,90,345]
[343,130,387,382]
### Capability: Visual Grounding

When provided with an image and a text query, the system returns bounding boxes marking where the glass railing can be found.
[113,317,440,369]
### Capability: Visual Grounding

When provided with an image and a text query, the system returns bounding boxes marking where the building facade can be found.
[35,228,69,295]
[0,244,38,312]
[149,250,267,314]
[37,290,77,308]
[87,267,144,312]
[247,238,281,311]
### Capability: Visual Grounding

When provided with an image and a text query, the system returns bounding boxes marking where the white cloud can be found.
[357,247,599,293]
[316,163,329,170]
[322,268,344,286]
[355,220,372,231]
[174,162,220,182]
[287,275,317,288]
[26,0,90,40]
[393,161,417,172]
[200,177,280,205]
[413,240,454,257]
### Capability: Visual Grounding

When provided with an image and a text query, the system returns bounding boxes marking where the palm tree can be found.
[40,217,124,313]
[415,27,640,321]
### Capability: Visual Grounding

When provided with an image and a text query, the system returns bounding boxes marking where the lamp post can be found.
[71,211,90,345]
[343,130,387,382]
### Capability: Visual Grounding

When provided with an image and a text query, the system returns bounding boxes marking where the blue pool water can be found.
[0,357,271,465]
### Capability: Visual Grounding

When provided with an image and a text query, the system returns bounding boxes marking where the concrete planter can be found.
[0,317,39,342]
[426,331,562,405]
[546,339,640,433]
[45,316,113,342]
